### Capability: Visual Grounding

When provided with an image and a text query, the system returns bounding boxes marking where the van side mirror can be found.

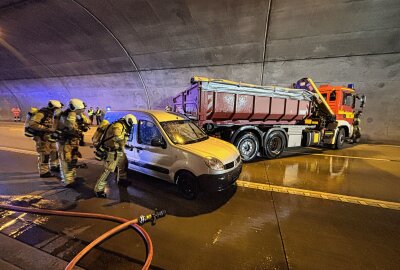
[151,138,167,149]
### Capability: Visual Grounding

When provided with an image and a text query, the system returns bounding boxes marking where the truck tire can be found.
[264,131,286,159]
[176,171,199,200]
[334,128,346,149]
[234,132,259,162]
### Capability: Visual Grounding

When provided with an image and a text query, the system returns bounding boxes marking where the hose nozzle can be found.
[138,209,167,226]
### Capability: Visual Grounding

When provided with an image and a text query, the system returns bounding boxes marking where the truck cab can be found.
[319,84,357,126]
[317,83,365,146]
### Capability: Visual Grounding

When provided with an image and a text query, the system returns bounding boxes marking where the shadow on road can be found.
[104,170,237,218]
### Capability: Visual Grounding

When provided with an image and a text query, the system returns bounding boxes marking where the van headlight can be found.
[204,157,224,171]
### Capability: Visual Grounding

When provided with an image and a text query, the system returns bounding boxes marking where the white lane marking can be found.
[286,151,396,162]
[0,146,100,166]
[236,180,400,211]
[0,147,36,156]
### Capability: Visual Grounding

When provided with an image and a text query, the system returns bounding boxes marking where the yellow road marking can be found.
[371,144,400,148]
[287,151,395,162]
[236,180,400,211]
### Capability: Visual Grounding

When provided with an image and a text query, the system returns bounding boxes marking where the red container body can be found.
[173,83,312,126]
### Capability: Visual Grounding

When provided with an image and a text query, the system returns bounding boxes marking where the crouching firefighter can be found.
[92,114,137,198]
[56,98,90,187]
[27,100,64,177]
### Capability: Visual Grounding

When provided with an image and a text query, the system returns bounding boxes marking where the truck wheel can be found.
[264,131,286,159]
[176,171,199,200]
[334,128,346,149]
[234,132,259,162]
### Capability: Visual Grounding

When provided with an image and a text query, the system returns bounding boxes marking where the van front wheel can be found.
[177,171,199,200]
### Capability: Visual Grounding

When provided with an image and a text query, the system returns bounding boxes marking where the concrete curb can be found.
[0,234,84,270]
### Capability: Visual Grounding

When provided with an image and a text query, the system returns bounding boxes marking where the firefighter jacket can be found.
[57,110,90,139]
[28,107,55,133]
[103,121,130,151]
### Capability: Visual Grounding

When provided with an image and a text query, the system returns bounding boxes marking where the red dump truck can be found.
[172,76,365,162]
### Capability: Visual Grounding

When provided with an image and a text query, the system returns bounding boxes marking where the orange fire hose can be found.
[66,219,141,270]
[0,204,165,270]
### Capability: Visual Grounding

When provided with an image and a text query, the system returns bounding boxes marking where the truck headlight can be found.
[204,157,224,171]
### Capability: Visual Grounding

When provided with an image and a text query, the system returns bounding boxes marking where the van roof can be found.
[106,109,187,122]
[143,110,187,122]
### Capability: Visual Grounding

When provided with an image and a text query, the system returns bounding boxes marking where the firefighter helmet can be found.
[69,98,86,111]
[48,100,63,109]
[123,114,137,127]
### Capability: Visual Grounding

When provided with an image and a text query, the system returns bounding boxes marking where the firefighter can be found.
[50,106,64,171]
[77,116,88,146]
[57,98,90,187]
[28,100,63,177]
[352,111,362,143]
[93,114,137,198]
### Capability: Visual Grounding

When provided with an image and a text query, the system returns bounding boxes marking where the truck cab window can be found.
[321,93,327,100]
[329,91,336,101]
[138,120,163,145]
[342,92,354,107]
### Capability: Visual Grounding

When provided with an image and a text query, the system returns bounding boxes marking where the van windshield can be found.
[160,120,208,145]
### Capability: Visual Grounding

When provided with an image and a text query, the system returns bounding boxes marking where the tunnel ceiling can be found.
[0,0,267,80]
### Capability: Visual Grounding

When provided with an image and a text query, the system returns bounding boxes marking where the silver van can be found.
[104,110,242,199]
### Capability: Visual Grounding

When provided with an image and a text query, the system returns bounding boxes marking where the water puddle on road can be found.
[0,195,56,238]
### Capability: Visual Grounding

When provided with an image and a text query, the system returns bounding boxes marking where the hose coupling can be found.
[138,209,167,226]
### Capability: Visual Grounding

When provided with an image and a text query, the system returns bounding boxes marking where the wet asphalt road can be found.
[0,122,399,270]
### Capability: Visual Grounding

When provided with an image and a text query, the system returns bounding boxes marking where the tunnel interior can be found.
[0,1,400,269]
[0,0,399,143]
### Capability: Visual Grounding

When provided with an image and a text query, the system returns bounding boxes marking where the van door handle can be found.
[125,145,134,151]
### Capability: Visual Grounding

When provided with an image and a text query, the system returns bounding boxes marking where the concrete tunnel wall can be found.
[0,0,399,143]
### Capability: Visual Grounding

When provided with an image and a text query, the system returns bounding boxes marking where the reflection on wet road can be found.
[241,146,400,202]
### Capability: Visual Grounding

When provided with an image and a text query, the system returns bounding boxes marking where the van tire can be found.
[334,128,346,149]
[234,132,259,162]
[264,131,286,159]
[176,171,199,200]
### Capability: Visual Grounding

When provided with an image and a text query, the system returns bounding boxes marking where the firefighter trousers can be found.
[34,136,58,175]
[57,140,80,185]
[94,151,127,193]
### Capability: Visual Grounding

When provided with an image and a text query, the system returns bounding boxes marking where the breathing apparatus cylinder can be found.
[94,145,108,161]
